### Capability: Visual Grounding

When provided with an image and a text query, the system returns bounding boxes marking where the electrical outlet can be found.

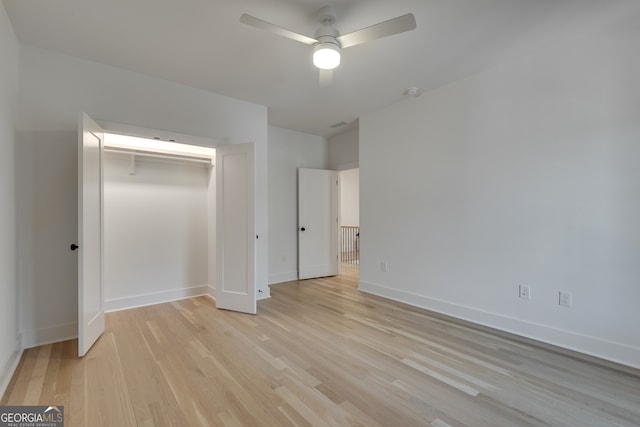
[381,262,387,273]
[519,285,530,300]
[559,291,572,307]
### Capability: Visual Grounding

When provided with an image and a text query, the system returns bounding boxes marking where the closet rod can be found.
[104,148,213,165]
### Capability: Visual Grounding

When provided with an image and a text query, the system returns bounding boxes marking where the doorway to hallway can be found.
[339,168,359,283]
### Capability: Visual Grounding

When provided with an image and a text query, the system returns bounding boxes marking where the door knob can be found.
[300,227,306,232]
[70,244,79,251]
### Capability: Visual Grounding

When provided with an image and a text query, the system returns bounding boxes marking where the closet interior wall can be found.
[103,152,212,312]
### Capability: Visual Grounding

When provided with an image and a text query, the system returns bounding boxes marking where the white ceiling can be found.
[2,0,630,137]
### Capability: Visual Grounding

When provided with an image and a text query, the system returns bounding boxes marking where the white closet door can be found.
[298,168,338,280]
[78,113,105,357]
[215,143,256,314]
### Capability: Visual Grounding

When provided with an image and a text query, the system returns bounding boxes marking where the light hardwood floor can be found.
[3,270,639,426]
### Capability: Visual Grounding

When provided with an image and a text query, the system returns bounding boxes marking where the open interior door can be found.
[78,113,105,356]
[216,143,256,314]
[298,168,339,280]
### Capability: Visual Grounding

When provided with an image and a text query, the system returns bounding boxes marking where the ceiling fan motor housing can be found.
[314,27,340,44]
[314,5,340,45]
[315,33,341,48]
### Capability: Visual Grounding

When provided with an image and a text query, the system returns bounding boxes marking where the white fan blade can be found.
[337,13,416,49]
[240,14,317,45]
[319,69,333,87]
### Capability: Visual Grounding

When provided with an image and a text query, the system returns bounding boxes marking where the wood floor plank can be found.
[84,333,137,427]
[2,344,38,404]
[23,344,51,403]
[3,267,639,426]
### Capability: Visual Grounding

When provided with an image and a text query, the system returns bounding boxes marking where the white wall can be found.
[104,154,210,311]
[339,169,359,227]
[15,44,269,347]
[0,1,19,395]
[360,16,640,368]
[328,128,358,171]
[268,126,328,284]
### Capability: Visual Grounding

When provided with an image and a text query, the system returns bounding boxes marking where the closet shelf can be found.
[104,147,214,165]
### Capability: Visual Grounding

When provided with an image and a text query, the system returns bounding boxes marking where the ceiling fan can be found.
[240,6,416,86]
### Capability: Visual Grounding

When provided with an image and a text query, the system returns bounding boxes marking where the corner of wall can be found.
[21,322,78,349]
[0,0,21,402]
[207,285,216,301]
[328,128,359,170]
[0,337,23,400]
[104,285,211,313]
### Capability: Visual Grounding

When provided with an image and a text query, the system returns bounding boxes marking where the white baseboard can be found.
[207,285,216,301]
[269,271,298,285]
[359,280,640,370]
[21,322,78,349]
[105,285,210,312]
[0,337,23,399]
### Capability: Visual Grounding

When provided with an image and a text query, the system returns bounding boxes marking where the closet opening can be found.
[102,132,216,313]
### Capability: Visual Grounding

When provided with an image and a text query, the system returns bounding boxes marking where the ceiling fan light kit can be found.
[240,7,416,85]
[313,42,341,70]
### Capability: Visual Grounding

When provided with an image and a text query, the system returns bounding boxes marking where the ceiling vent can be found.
[330,121,347,129]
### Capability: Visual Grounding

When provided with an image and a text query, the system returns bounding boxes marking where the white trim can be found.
[269,272,298,285]
[105,285,210,313]
[22,322,78,349]
[358,280,640,370]
[206,285,216,300]
[0,337,23,398]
